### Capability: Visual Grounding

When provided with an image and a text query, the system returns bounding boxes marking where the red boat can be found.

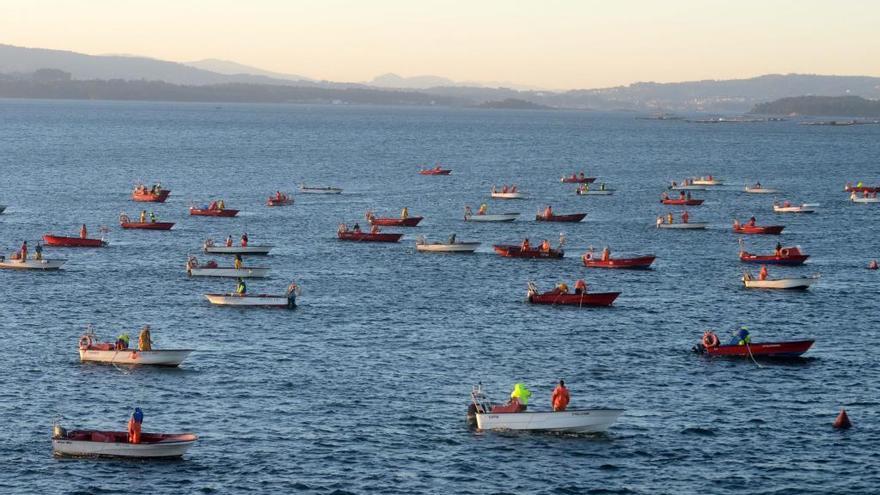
[561,176,596,184]
[733,224,784,235]
[121,222,175,230]
[535,212,587,223]
[419,168,452,175]
[43,235,106,247]
[131,189,170,203]
[661,198,704,206]
[190,207,239,217]
[266,194,294,207]
[740,246,809,266]
[493,245,564,259]
[698,332,814,358]
[337,231,403,243]
[527,289,619,307]
[368,216,423,227]
[583,254,655,269]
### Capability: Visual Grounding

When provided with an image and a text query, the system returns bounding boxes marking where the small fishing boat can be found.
[850,192,880,203]
[561,175,596,184]
[43,235,107,247]
[266,193,294,206]
[0,257,66,270]
[205,291,297,308]
[844,183,880,193]
[661,198,704,206]
[53,425,197,458]
[189,207,238,217]
[692,177,723,186]
[491,191,525,199]
[582,252,655,269]
[299,183,342,194]
[415,236,480,253]
[739,242,809,266]
[526,282,619,306]
[119,214,174,230]
[337,225,403,242]
[131,185,170,203]
[535,211,586,223]
[366,211,423,227]
[668,184,706,191]
[742,272,819,290]
[656,217,708,229]
[696,331,814,358]
[494,245,564,259]
[186,256,269,278]
[467,385,623,434]
[733,223,784,235]
[78,331,192,366]
[744,186,779,194]
[203,239,272,255]
[576,188,614,196]
[419,166,452,175]
[464,209,519,222]
[773,202,818,213]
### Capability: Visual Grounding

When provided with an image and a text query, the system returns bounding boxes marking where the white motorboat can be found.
[850,193,880,204]
[468,385,623,434]
[742,273,819,290]
[668,184,707,191]
[205,293,296,308]
[656,220,708,229]
[52,425,197,458]
[692,178,723,186]
[576,189,614,196]
[745,186,779,194]
[415,236,480,253]
[491,191,525,199]
[299,183,342,194]
[464,212,519,222]
[79,348,193,366]
[203,239,272,255]
[186,257,269,278]
[773,202,818,213]
[0,258,66,270]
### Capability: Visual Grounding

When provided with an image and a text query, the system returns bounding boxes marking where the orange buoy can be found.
[833,409,852,429]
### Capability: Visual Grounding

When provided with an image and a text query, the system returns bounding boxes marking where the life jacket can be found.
[551,386,570,411]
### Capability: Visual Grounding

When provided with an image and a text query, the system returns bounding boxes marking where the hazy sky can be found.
[3,0,879,89]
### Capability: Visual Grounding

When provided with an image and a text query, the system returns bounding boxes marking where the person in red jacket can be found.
[551,379,570,412]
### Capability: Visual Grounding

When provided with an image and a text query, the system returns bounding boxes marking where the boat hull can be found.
[493,245,563,259]
[851,197,880,203]
[657,223,708,229]
[368,216,423,227]
[204,246,272,255]
[576,189,614,195]
[465,213,519,222]
[43,235,106,247]
[53,432,197,458]
[416,242,480,253]
[704,340,814,358]
[669,185,706,190]
[121,222,175,230]
[491,192,525,199]
[131,190,170,203]
[190,208,239,217]
[845,185,880,193]
[79,349,192,366]
[267,198,294,207]
[733,225,785,235]
[745,188,779,194]
[742,276,818,289]
[476,409,623,433]
[299,186,342,194]
[0,259,66,270]
[692,179,722,186]
[740,250,808,266]
[661,199,704,206]
[535,213,587,223]
[205,293,295,308]
[583,255,655,269]
[528,291,620,306]
[188,267,270,278]
[773,205,816,213]
[561,177,596,184]
[337,232,403,242]
[419,169,452,175]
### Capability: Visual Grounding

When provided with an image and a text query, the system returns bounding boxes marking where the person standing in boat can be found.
[217,200,225,210]
[601,246,610,261]
[540,239,551,253]
[138,325,152,351]
[666,212,674,225]
[574,279,588,295]
[401,207,409,220]
[447,233,457,244]
[225,235,233,247]
[775,242,783,257]
[234,254,243,270]
[543,205,553,218]
[236,277,247,296]
[241,233,249,247]
[747,216,757,227]
[19,240,27,262]
[115,332,130,350]
[759,265,769,281]
[352,223,362,233]
[478,203,488,215]
[509,383,531,412]
[149,211,157,223]
[128,407,143,444]
[80,224,88,239]
[679,191,686,200]
[681,210,689,224]
[139,210,147,223]
[661,191,669,201]
[370,224,381,234]
[729,327,751,346]
[520,238,531,252]
[551,380,570,412]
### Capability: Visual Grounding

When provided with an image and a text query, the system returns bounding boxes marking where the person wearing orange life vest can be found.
[574,279,587,295]
[540,239,551,252]
[681,210,689,224]
[759,265,769,281]
[128,407,143,444]
[80,224,87,239]
[551,379,570,412]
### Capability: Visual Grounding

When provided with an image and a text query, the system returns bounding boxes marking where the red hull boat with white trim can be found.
[661,198,703,206]
[535,212,587,223]
[582,254,655,269]
[494,245,564,259]
[739,246,809,266]
[121,222,174,230]
[733,224,784,235]
[368,216,423,227]
[190,207,239,217]
[337,227,403,243]
[526,282,618,306]
[43,235,106,247]
[697,331,814,358]
[267,193,294,207]
[561,176,596,184]
[131,188,170,203]
[419,167,452,175]
[53,426,197,458]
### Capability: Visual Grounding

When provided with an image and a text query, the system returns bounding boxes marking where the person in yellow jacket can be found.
[478,203,488,215]
[401,207,409,219]
[509,383,532,411]
[138,325,152,351]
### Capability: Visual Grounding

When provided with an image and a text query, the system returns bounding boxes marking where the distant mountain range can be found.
[752,95,880,117]
[2,43,879,112]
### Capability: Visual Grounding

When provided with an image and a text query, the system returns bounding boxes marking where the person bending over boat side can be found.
[448,233,457,244]
[553,282,569,294]
[509,383,531,412]
[551,380,570,412]
[115,333,130,350]
[370,224,380,234]
[234,254,243,270]
[579,172,585,180]
[138,325,152,351]
[236,278,247,296]
[352,223,361,233]
[759,265,769,281]
[729,327,751,346]
[661,192,669,200]
[574,279,587,295]
[747,216,757,227]
[128,408,143,444]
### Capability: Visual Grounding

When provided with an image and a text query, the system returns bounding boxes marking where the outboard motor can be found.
[52,424,67,440]
[287,293,297,309]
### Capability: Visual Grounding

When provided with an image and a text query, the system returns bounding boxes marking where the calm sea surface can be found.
[0,99,878,494]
